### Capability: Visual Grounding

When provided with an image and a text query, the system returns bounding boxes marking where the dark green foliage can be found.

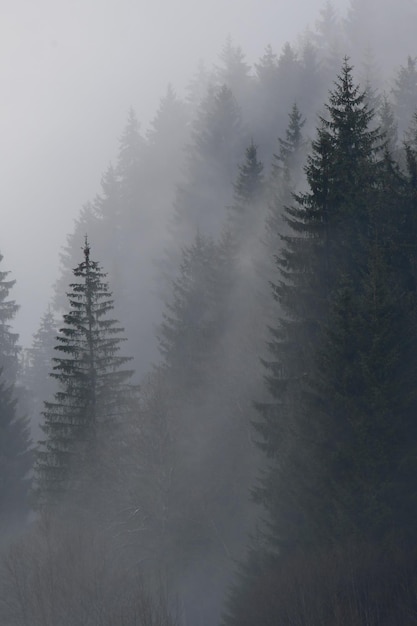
[254,60,384,553]
[36,240,136,507]
[262,103,306,324]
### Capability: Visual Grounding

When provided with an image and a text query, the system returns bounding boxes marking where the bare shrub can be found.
[0,515,179,626]
[225,540,417,626]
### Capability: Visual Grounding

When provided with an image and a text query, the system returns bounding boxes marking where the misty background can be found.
[2,0,349,345]
[3,1,417,625]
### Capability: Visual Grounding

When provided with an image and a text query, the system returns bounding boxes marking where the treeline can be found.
[2,1,417,624]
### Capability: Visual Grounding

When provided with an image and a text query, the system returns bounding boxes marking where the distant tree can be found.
[215,37,252,107]
[53,201,100,311]
[314,0,341,50]
[264,102,306,282]
[164,83,246,284]
[36,239,137,509]
[185,59,213,115]
[276,44,302,112]
[158,232,221,393]
[24,307,58,438]
[378,95,398,155]
[0,372,32,535]
[345,0,417,72]
[0,254,20,384]
[254,45,278,87]
[392,56,417,137]
[147,85,189,172]
[228,141,265,249]
[0,253,32,535]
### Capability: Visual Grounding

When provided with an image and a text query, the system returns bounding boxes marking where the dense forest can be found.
[3,1,417,624]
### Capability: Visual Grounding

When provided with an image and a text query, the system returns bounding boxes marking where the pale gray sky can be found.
[0,0,349,346]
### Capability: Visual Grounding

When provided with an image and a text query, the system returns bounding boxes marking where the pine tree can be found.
[254,59,383,553]
[215,37,252,106]
[0,254,20,384]
[36,239,136,508]
[0,253,32,534]
[228,141,265,249]
[24,307,58,438]
[162,84,246,289]
[254,45,278,88]
[158,232,220,393]
[263,103,306,289]
[392,56,417,137]
[378,94,398,155]
[0,373,32,533]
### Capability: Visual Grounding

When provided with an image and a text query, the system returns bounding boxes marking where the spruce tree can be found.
[0,373,32,533]
[392,56,417,137]
[254,59,382,553]
[0,254,32,533]
[24,307,58,438]
[158,232,220,393]
[228,141,265,249]
[0,254,20,384]
[263,103,306,294]
[36,239,136,508]
[215,37,252,110]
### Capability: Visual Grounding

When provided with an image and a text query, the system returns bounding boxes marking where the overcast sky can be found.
[0,0,349,346]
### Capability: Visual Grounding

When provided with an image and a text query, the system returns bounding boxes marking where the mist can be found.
[2,1,417,625]
[1,0,348,345]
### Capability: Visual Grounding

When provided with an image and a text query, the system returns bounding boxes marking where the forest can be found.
[3,1,417,624]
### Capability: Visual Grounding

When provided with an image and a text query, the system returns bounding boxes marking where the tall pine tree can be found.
[0,253,31,535]
[254,59,383,553]
[36,239,136,509]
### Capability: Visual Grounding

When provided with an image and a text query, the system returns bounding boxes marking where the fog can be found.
[4,1,417,625]
[1,0,348,345]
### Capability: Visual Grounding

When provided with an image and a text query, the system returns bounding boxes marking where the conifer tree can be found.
[215,37,252,107]
[0,253,32,533]
[254,59,383,553]
[228,141,265,249]
[162,84,246,291]
[36,239,136,507]
[392,56,417,137]
[0,373,32,533]
[0,254,20,384]
[379,94,398,154]
[24,307,58,438]
[264,103,306,288]
[158,233,220,393]
[254,45,278,88]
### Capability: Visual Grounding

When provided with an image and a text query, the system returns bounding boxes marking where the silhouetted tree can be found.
[0,254,31,535]
[0,372,32,535]
[255,59,382,553]
[0,254,20,384]
[36,239,136,509]
[392,56,417,137]
[24,307,58,438]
